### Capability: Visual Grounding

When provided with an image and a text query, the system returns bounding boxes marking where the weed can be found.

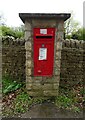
[2,76,23,94]
[72,106,81,113]
[32,97,48,104]
[55,95,73,109]
[80,88,85,95]
[14,92,32,113]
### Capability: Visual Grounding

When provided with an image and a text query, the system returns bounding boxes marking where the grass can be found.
[55,87,84,113]
[2,76,84,117]
[13,92,32,113]
[2,76,49,117]
[2,89,49,117]
[55,95,73,108]
[55,95,81,113]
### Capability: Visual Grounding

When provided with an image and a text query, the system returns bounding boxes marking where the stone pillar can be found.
[25,20,33,90]
[53,21,64,93]
[25,19,64,97]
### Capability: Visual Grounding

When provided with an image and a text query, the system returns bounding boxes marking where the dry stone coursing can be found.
[2,36,85,92]
[60,39,84,89]
[2,36,26,81]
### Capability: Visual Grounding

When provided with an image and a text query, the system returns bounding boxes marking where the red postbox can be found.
[33,28,55,76]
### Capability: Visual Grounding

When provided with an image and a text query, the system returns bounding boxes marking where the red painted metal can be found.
[33,28,55,76]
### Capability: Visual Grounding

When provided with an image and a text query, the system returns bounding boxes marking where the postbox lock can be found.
[42,44,45,47]
[37,70,42,73]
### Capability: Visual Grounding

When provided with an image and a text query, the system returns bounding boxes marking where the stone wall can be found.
[2,37,26,81]
[2,37,85,94]
[60,39,84,90]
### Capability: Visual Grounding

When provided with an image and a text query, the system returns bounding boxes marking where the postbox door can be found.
[33,28,55,76]
[34,43,54,76]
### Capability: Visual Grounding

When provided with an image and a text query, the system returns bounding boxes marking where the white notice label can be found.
[40,29,47,34]
[39,48,47,60]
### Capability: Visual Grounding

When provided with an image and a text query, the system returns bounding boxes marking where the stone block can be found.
[41,84,53,90]
[43,90,58,96]
[57,32,64,40]
[40,77,54,83]
[32,19,56,28]
[27,81,60,92]
[25,41,32,51]
[55,51,61,60]
[26,76,32,83]
[55,60,61,69]
[56,41,62,50]
[32,83,42,90]
[25,31,31,41]
[65,39,71,47]
[26,60,31,68]
[26,51,31,60]
[55,69,60,76]
[28,90,44,97]
[26,68,31,76]
[26,83,32,90]
[33,77,42,81]
[25,20,32,31]
[70,40,76,48]
[53,83,59,89]
[57,22,64,31]
[28,89,59,96]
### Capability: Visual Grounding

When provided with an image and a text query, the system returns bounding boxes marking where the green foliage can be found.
[14,92,32,113]
[64,12,85,40]
[72,106,81,113]
[0,25,24,38]
[32,97,48,104]
[65,27,85,40]
[71,28,85,40]
[66,35,71,39]
[55,95,73,109]
[3,89,48,115]
[80,87,85,95]
[55,86,83,112]
[2,76,23,94]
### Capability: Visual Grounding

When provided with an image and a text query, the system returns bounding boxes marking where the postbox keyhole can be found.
[42,44,45,47]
